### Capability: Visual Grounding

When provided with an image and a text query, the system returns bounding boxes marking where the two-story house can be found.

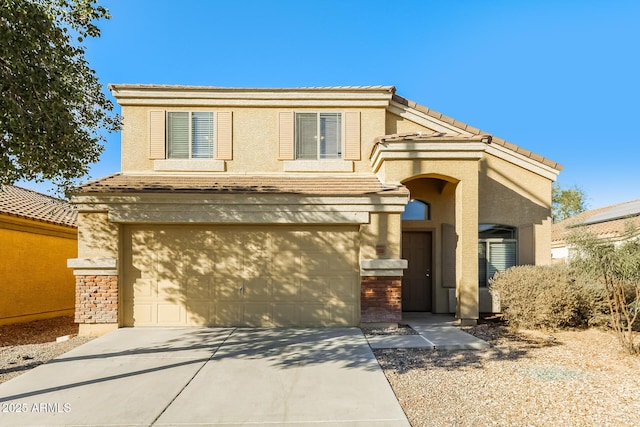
[68,85,561,335]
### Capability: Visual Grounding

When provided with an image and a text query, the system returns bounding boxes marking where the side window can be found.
[167,112,214,159]
[478,224,517,286]
[295,113,342,160]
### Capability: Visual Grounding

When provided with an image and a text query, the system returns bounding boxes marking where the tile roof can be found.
[392,94,563,171]
[0,185,77,227]
[551,199,640,244]
[78,174,409,197]
[109,84,395,93]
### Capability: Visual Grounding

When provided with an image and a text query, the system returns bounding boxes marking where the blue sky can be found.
[25,0,640,209]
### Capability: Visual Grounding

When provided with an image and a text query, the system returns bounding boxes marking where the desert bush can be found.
[489,264,589,330]
[569,228,640,354]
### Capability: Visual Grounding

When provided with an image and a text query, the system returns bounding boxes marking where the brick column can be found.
[361,276,402,323]
[68,258,119,335]
[75,275,118,323]
[359,259,408,324]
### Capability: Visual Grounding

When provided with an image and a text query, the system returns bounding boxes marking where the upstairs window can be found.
[478,224,517,287]
[295,113,342,160]
[167,112,214,159]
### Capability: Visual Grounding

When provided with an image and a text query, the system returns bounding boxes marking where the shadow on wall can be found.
[75,197,387,328]
[123,224,362,327]
[478,161,551,227]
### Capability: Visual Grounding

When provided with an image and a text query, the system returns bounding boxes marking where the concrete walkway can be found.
[0,328,410,427]
[366,313,491,350]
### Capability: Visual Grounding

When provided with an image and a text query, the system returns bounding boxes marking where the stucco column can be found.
[455,174,479,325]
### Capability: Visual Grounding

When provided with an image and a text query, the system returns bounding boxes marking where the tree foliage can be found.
[552,183,586,222]
[0,0,120,193]
[569,226,640,354]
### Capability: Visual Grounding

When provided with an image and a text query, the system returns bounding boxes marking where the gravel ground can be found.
[375,319,640,427]
[0,317,94,385]
[3,317,640,427]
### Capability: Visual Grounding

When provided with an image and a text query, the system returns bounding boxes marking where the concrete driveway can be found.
[0,327,410,426]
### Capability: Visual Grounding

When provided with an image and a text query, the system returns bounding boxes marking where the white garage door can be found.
[123,225,360,327]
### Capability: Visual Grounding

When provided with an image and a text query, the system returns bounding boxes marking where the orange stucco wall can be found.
[0,215,77,325]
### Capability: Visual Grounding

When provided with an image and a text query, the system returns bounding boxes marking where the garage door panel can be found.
[186,302,209,326]
[124,225,360,327]
[133,278,156,298]
[157,303,184,325]
[213,302,243,326]
[185,277,212,300]
[133,303,154,324]
[299,278,328,301]
[243,277,273,300]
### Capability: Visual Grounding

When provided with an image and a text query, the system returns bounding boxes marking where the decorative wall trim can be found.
[360,258,408,276]
[154,159,225,172]
[283,160,353,172]
[68,258,117,276]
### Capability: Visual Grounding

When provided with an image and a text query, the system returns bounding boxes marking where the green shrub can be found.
[489,264,605,330]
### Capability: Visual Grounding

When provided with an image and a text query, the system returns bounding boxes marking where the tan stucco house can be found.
[68,84,561,335]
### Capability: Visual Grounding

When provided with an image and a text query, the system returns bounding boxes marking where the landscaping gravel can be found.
[2,317,639,427]
[0,317,93,384]
[376,321,640,427]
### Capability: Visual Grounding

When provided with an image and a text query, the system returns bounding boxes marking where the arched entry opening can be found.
[401,175,458,313]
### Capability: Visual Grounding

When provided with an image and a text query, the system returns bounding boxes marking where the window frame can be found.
[294,112,342,160]
[166,111,215,160]
[401,199,431,221]
[478,224,518,287]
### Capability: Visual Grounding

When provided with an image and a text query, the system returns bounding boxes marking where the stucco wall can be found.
[479,153,553,265]
[0,215,77,325]
[121,106,386,174]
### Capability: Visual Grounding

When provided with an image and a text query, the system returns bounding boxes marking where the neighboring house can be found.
[68,84,561,335]
[552,200,640,263]
[0,185,77,325]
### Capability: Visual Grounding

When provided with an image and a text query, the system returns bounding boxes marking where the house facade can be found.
[552,200,640,263]
[1,185,77,325]
[69,85,561,334]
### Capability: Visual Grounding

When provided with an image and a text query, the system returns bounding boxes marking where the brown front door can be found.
[402,231,433,312]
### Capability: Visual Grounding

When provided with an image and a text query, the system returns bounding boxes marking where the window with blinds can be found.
[167,112,214,159]
[478,224,517,287]
[295,113,341,160]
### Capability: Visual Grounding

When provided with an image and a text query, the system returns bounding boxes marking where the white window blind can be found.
[319,113,341,159]
[487,241,516,280]
[192,112,214,159]
[295,113,342,160]
[167,112,214,159]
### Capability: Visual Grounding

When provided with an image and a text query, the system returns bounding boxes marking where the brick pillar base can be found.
[75,275,118,324]
[360,276,402,323]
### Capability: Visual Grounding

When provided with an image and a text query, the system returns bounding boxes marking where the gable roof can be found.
[108,83,562,176]
[552,199,640,244]
[391,94,563,172]
[0,185,77,227]
[78,174,409,197]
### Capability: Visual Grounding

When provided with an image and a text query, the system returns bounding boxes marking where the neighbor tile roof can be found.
[392,94,563,171]
[79,174,409,196]
[0,185,77,227]
[551,200,640,244]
